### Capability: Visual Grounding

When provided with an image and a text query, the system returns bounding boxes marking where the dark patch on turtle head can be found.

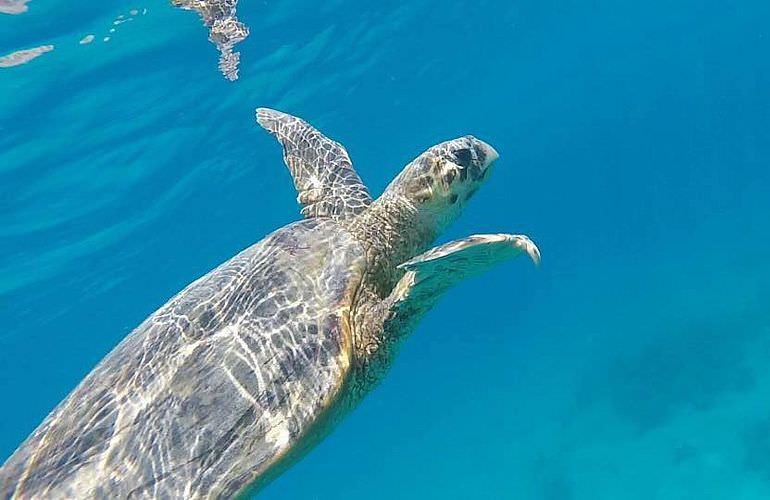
[454,148,473,168]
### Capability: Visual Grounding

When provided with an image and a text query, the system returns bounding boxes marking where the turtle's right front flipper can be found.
[256,108,373,219]
[386,234,540,325]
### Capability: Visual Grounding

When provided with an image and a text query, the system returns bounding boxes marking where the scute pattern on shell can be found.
[0,219,366,499]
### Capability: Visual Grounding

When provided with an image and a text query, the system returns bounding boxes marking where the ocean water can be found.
[1,0,769,498]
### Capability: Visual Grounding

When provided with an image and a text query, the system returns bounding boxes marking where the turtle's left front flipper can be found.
[387,234,540,323]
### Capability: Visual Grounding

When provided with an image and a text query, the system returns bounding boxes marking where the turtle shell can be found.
[0,218,366,499]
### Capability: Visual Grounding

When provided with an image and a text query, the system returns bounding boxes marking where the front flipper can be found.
[389,234,540,319]
[256,108,373,219]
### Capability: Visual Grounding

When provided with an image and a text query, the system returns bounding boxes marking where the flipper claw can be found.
[507,234,541,267]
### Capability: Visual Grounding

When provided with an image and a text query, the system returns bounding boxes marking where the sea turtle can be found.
[0,108,540,499]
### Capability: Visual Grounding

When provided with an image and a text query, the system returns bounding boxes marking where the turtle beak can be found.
[479,142,499,168]
[467,138,498,178]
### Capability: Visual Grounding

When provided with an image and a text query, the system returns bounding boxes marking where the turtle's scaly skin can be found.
[256,108,373,218]
[0,220,365,498]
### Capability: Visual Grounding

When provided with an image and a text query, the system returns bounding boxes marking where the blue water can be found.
[2,1,769,498]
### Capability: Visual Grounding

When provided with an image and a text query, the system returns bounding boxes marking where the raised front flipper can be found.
[256,108,373,219]
[388,233,540,322]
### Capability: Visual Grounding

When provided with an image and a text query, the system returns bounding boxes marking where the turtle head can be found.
[384,136,498,232]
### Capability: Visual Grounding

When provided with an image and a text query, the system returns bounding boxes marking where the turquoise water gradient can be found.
[2,1,770,498]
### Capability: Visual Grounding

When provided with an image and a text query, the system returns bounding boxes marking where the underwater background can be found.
[1,0,769,498]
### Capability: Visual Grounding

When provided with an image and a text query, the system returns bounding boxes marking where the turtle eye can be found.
[454,148,472,168]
